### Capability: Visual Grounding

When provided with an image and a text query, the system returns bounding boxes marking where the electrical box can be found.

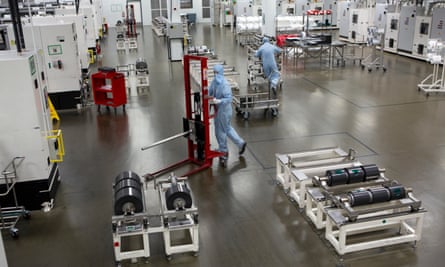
[0,51,60,210]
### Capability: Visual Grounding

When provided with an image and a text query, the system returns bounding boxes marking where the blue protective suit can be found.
[208,64,245,157]
[255,37,282,88]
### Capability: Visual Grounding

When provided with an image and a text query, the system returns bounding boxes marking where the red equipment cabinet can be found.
[92,68,127,112]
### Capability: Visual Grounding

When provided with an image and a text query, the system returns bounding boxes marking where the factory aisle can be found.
[3,24,445,267]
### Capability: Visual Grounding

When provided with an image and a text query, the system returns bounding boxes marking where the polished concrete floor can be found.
[3,24,445,267]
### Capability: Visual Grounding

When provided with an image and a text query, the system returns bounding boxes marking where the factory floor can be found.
[3,24,445,267]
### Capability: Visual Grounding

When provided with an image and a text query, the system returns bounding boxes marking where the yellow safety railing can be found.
[46,129,65,163]
[88,49,95,64]
[48,97,60,124]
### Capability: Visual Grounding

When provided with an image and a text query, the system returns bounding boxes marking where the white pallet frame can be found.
[325,209,425,255]
[113,227,150,261]
[163,214,199,256]
[128,37,138,50]
[275,147,351,191]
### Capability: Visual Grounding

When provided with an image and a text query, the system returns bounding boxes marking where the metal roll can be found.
[362,164,380,180]
[346,166,365,184]
[386,185,406,200]
[326,169,349,186]
[115,171,142,185]
[165,182,192,210]
[113,171,144,215]
[347,190,372,206]
[369,187,391,203]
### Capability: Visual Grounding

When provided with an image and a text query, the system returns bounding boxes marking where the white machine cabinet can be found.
[412,16,432,60]
[384,12,399,53]
[0,51,60,211]
[22,22,82,109]
[349,8,369,43]
[430,7,445,41]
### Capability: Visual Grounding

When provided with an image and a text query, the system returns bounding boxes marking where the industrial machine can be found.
[167,23,185,61]
[6,20,83,109]
[0,51,63,211]
[275,146,426,255]
[384,12,400,53]
[430,7,445,41]
[412,15,432,60]
[397,6,424,54]
[348,8,370,43]
[112,172,199,265]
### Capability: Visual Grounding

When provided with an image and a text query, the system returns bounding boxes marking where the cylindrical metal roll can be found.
[326,169,349,186]
[346,166,365,184]
[347,190,372,206]
[115,171,142,185]
[369,187,391,203]
[362,164,380,180]
[113,171,144,215]
[386,185,406,200]
[165,182,192,210]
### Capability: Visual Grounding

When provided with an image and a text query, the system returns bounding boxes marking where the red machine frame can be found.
[149,55,224,177]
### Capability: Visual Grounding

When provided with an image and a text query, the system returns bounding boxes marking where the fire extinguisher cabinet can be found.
[92,67,126,112]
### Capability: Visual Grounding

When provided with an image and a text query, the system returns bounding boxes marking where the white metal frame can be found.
[325,209,425,255]
[275,147,353,191]
[113,224,151,261]
[163,214,199,257]
[305,187,329,229]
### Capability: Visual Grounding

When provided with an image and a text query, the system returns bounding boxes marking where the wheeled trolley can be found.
[361,26,386,72]
[1,157,31,238]
[233,92,279,120]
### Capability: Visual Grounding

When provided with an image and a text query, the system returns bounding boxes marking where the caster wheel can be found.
[10,228,19,238]
[361,65,365,70]
[23,210,31,219]
[271,108,278,117]
[383,68,387,72]
[243,112,249,120]
[368,68,372,72]
[193,252,199,257]
[166,255,172,261]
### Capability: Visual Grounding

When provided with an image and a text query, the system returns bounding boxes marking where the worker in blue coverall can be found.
[209,64,247,164]
[255,37,282,96]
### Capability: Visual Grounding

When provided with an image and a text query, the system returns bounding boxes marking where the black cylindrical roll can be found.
[346,166,365,184]
[362,164,380,180]
[115,171,142,185]
[369,187,391,203]
[113,171,144,215]
[165,183,192,210]
[114,178,142,194]
[387,185,406,200]
[114,187,144,215]
[326,169,349,186]
[348,190,372,206]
